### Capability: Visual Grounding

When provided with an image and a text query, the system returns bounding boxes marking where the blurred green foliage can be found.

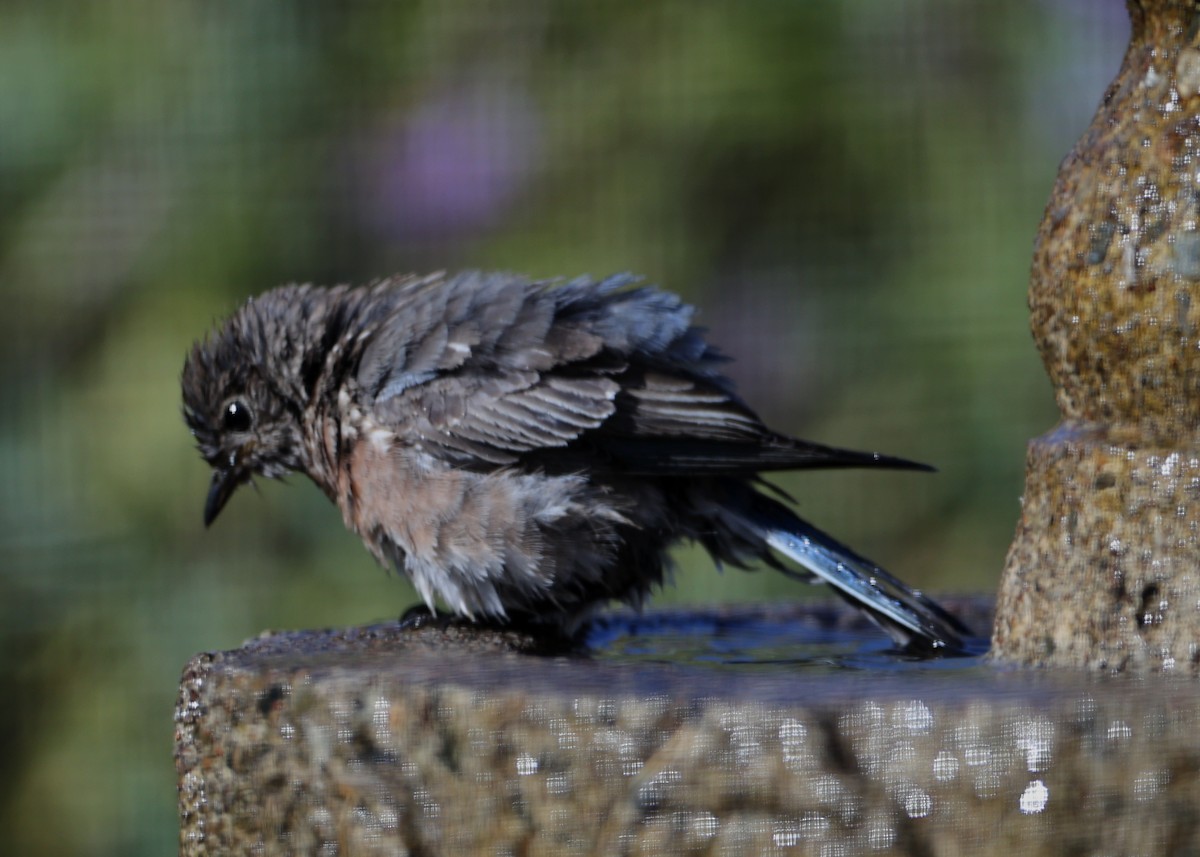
[0,0,1126,853]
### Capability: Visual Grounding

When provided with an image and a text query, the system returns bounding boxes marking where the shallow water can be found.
[586,602,992,674]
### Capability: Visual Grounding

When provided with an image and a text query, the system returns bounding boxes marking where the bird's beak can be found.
[204,467,244,527]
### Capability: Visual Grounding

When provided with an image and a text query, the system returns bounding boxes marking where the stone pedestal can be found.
[176,604,1200,856]
[994,0,1200,672]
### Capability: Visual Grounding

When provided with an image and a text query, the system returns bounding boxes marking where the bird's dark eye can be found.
[223,400,252,433]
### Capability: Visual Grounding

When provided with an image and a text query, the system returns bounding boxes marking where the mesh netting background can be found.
[0,1,1127,852]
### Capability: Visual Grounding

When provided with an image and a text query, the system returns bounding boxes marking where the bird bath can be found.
[174,597,1200,855]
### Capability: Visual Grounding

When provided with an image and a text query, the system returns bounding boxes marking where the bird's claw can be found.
[397,603,452,631]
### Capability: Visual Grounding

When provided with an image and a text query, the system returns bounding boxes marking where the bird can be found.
[181,271,970,651]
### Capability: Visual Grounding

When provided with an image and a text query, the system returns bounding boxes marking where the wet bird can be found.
[182,272,969,650]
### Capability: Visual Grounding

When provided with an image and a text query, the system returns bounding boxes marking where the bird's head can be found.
[182,290,319,526]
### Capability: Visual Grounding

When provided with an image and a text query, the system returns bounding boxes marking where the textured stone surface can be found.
[996,0,1200,670]
[177,604,1200,855]
[1028,0,1200,435]
[995,424,1200,672]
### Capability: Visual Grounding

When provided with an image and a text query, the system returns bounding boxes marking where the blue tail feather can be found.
[752,502,970,652]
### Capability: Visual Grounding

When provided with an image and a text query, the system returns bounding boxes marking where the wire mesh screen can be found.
[0,1,1128,853]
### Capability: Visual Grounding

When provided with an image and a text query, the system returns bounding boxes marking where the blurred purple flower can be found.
[358,81,541,241]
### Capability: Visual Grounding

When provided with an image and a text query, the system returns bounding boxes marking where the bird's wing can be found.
[357,271,926,474]
[371,355,922,475]
[596,369,929,475]
[358,272,624,465]
[375,368,622,466]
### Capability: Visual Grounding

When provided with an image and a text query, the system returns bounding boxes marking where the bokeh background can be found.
[0,1,1128,853]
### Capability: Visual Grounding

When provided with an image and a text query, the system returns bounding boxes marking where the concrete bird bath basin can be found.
[175,598,1200,855]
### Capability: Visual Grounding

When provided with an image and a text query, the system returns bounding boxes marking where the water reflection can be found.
[585,605,991,673]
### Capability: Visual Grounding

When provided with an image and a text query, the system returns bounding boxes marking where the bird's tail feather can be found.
[747,499,971,652]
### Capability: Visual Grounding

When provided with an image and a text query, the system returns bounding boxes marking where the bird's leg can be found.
[397,603,454,631]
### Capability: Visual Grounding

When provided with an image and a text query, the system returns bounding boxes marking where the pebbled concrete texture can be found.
[176,603,1200,856]
[996,0,1200,671]
[995,423,1200,673]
